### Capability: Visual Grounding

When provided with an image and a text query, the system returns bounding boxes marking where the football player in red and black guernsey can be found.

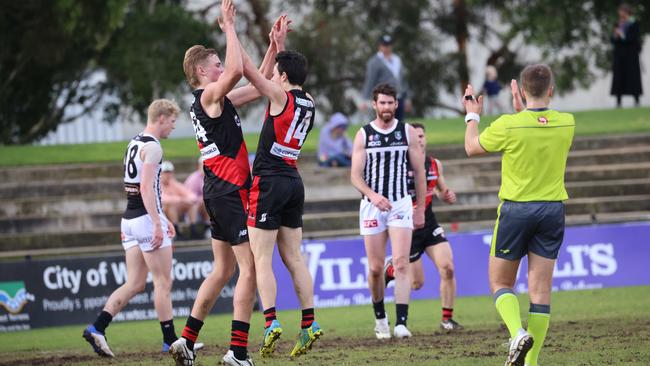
[239,46,322,357]
[169,3,290,366]
[384,123,464,331]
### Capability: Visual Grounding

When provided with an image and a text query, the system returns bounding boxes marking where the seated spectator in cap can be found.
[183,157,209,228]
[317,112,353,167]
[160,161,201,238]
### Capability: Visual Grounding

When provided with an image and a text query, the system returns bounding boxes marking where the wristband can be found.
[465,112,480,124]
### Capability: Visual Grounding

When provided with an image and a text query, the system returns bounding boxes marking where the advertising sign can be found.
[2,222,648,331]
[272,222,650,310]
[0,247,237,332]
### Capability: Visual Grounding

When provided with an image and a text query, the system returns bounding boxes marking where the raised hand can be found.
[511,79,525,112]
[462,84,483,115]
[268,15,282,42]
[218,0,237,31]
[271,15,292,49]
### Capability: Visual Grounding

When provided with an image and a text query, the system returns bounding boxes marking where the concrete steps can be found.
[1,133,649,255]
[4,208,650,256]
[427,133,650,160]
[2,134,648,186]
[3,179,648,230]
[0,194,650,246]
[474,162,650,186]
[4,133,647,183]
[303,178,650,212]
[300,195,650,232]
[2,143,648,196]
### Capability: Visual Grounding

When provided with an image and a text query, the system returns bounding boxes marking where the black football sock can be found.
[93,310,113,334]
[396,303,409,326]
[373,300,386,320]
[160,319,178,345]
[229,320,250,360]
[181,316,204,350]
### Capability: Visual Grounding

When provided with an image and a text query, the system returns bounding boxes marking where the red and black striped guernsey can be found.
[252,89,315,178]
[190,90,251,198]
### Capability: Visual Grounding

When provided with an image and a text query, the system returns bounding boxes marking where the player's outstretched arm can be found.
[435,159,456,204]
[240,46,287,110]
[408,125,426,228]
[350,130,392,212]
[201,0,243,110]
[228,15,290,107]
[264,15,290,76]
[463,84,487,157]
[239,16,288,111]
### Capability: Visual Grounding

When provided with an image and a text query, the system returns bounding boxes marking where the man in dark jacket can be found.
[611,3,643,107]
[360,34,412,121]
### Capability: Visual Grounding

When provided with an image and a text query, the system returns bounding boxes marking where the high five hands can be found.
[269,14,292,48]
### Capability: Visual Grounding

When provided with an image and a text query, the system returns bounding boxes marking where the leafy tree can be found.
[0,0,211,144]
[0,1,128,144]
[99,1,213,123]
[286,0,648,117]
[3,0,645,145]
[286,0,445,116]
[433,0,649,101]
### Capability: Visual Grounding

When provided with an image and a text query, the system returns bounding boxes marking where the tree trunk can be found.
[245,0,271,60]
[452,0,469,95]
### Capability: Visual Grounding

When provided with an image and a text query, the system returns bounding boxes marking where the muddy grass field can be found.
[1,287,649,366]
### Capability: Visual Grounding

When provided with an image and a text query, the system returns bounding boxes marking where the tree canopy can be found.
[0,0,211,144]
[1,0,646,144]
[287,0,647,116]
[1,1,128,144]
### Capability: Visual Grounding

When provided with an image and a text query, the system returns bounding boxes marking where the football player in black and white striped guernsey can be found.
[351,83,426,340]
[82,99,202,357]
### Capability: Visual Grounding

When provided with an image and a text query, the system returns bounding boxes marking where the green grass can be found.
[1,286,649,365]
[1,107,649,167]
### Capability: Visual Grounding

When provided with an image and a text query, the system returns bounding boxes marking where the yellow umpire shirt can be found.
[478,109,575,202]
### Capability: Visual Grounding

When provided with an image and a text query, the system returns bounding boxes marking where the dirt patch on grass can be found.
[4,318,649,366]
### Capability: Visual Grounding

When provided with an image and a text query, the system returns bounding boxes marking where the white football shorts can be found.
[359,195,413,235]
[120,214,172,252]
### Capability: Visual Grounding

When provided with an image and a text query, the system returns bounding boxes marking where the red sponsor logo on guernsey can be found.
[363,219,378,228]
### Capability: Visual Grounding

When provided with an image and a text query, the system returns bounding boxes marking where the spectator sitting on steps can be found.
[160,161,201,239]
[183,157,210,234]
[317,112,353,167]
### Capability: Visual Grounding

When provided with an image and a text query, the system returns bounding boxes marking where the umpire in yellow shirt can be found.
[463,64,575,366]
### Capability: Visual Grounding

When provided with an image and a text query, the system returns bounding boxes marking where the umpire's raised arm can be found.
[462,84,487,157]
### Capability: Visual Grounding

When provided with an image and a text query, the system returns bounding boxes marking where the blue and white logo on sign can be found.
[0,282,35,314]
